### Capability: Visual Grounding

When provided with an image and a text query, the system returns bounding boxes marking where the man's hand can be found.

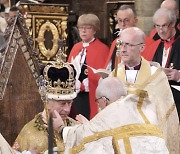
[75,114,89,124]
[163,68,180,81]
[52,110,64,131]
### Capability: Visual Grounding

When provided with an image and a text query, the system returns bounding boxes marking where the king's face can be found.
[47,99,73,120]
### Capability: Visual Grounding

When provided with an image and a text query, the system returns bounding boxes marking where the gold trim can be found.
[137,91,150,124]
[36,21,59,60]
[128,89,150,124]
[123,137,132,154]
[160,104,176,127]
[112,136,121,154]
[70,124,163,154]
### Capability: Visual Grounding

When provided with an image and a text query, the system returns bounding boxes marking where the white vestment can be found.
[63,57,179,154]
[63,93,168,154]
[0,133,15,154]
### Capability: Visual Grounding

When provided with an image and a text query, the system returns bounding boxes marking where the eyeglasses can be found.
[78,26,93,31]
[117,18,130,25]
[119,41,144,49]
[154,23,171,30]
[95,96,109,103]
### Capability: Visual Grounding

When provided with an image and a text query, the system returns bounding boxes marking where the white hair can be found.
[96,77,127,103]
[153,8,177,24]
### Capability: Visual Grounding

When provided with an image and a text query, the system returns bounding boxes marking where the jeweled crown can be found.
[43,53,77,100]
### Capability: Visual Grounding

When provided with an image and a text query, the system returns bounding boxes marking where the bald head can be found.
[121,27,146,44]
[161,0,179,17]
[96,77,127,104]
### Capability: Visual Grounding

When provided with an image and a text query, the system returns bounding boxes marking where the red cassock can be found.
[141,39,161,61]
[104,38,117,68]
[68,39,109,118]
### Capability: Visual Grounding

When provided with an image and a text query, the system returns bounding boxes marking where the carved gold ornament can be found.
[36,21,59,60]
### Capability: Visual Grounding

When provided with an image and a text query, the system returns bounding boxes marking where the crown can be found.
[43,53,77,100]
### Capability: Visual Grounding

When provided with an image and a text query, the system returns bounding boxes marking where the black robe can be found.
[152,29,180,120]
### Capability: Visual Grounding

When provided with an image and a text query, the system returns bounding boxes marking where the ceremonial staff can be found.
[114,39,122,77]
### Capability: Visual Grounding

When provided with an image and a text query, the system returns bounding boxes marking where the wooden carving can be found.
[20,3,69,62]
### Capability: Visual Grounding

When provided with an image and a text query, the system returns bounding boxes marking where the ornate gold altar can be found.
[20,3,69,63]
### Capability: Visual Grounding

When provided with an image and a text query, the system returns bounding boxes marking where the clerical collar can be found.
[82,38,95,47]
[125,62,141,70]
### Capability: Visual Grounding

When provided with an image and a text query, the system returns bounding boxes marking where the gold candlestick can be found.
[114,39,122,77]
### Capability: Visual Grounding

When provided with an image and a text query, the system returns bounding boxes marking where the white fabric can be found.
[0,133,15,154]
[75,79,81,93]
[47,92,77,100]
[70,57,81,80]
[63,127,73,144]
[125,70,138,84]
[106,60,112,73]
[63,94,169,154]
[44,147,59,154]
[0,17,7,33]
[21,151,31,154]
[4,7,10,13]
[72,41,93,92]
[82,78,89,92]
[162,47,170,68]
[125,66,157,84]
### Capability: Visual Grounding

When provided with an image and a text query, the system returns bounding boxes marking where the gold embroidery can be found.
[123,137,132,154]
[160,104,176,128]
[34,114,47,132]
[112,135,121,154]
[137,91,150,124]
[127,90,150,124]
[70,124,163,154]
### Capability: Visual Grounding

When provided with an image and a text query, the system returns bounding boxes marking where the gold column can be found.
[135,0,163,35]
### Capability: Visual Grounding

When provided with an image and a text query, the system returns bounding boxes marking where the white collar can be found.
[82,38,95,47]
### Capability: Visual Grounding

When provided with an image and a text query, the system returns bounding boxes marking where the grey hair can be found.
[117,4,137,17]
[96,77,127,104]
[77,13,100,31]
[153,8,176,24]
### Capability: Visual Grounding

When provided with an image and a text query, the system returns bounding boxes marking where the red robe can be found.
[68,39,109,118]
[104,38,117,68]
[141,39,161,61]
[149,28,157,39]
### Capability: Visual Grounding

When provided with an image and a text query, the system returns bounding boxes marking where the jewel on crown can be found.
[43,52,76,97]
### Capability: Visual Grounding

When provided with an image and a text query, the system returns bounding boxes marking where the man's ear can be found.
[171,22,176,28]
[134,17,138,25]
[140,44,145,53]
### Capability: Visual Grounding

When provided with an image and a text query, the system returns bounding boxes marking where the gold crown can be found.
[43,53,77,100]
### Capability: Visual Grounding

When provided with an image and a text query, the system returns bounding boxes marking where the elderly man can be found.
[149,0,180,39]
[143,8,180,121]
[105,5,138,72]
[53,75,173,153]
[12,60,77,154]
